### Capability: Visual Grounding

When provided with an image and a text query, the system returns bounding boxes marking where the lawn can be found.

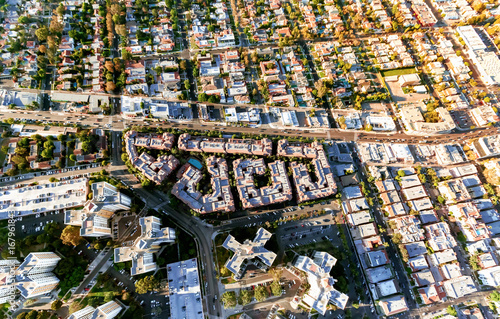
[215,244,233,275]
[294,240,336,256]
[380,67,417,77]
[0,139,9,167]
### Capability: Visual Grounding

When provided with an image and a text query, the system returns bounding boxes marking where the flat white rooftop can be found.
[0,178,88,219]
[167,258,204,319]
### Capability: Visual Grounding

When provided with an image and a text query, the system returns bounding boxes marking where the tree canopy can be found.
[60,225,83,246]
[135,275,160,294]
[221,291,237,308]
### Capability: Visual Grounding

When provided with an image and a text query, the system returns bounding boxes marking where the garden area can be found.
[10,222,90,299]
[71,272,143,319]
[380,67,417,77]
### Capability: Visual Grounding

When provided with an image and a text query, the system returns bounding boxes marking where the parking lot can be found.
[451,110,473,129]
[279,219,334,250]
[275,211,340,251]
[14,210,65,237]
[0,164,100,185]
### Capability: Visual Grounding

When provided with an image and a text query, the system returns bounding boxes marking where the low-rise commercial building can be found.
[458,26,500,86]
[443,276,477,298]
[167,258,204,319]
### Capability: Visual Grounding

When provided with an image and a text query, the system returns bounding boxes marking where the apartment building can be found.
[114,216,176,276]
[233,159,293,209]
[449,203,491,242]
[411,1,437,26]
[0,178,88,219]
[0,252,62,301]
[124,130,179,185]
[222,228,276,279]
[400,105,456,134]
[178,134,273,156]
[293,251,349,315]
[171,157,235,214]
[278,140,337,203]
[65,182,131,237]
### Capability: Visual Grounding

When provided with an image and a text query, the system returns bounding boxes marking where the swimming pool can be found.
[188,158,203,169]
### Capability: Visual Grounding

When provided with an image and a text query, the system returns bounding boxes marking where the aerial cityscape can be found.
[0,0,500,318]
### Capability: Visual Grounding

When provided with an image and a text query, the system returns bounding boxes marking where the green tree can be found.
[446,306,457,317]
[269,267,283,281]
[392,233,403,244]
[270,281,282,296]
[41,148,53,159]
[220,267,230,277]
[221,291,237,308]
[51,299,63,310]
[135,275,160,294]
[238,290,253,305]
[56,4,65,16]
[180,60,187,71]
[35,26,49,42]
[437,195,446,204]
[254,285,267,302]
[104,291,114,302]
[60,225,83,246]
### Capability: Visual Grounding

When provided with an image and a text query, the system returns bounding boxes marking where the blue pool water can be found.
[188,158,203,169]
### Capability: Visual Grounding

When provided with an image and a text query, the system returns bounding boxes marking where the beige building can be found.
[278,140,337,203]
[65,182,131,237]
[400,105,456,134]
[171,156,235,214]
[114,216,175,276]
[233,159,293,209]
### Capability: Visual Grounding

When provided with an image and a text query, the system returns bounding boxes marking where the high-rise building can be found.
[293,251,349,315]
[114,216,176,275]
[65,182,131,237]
[0,252,61,302]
